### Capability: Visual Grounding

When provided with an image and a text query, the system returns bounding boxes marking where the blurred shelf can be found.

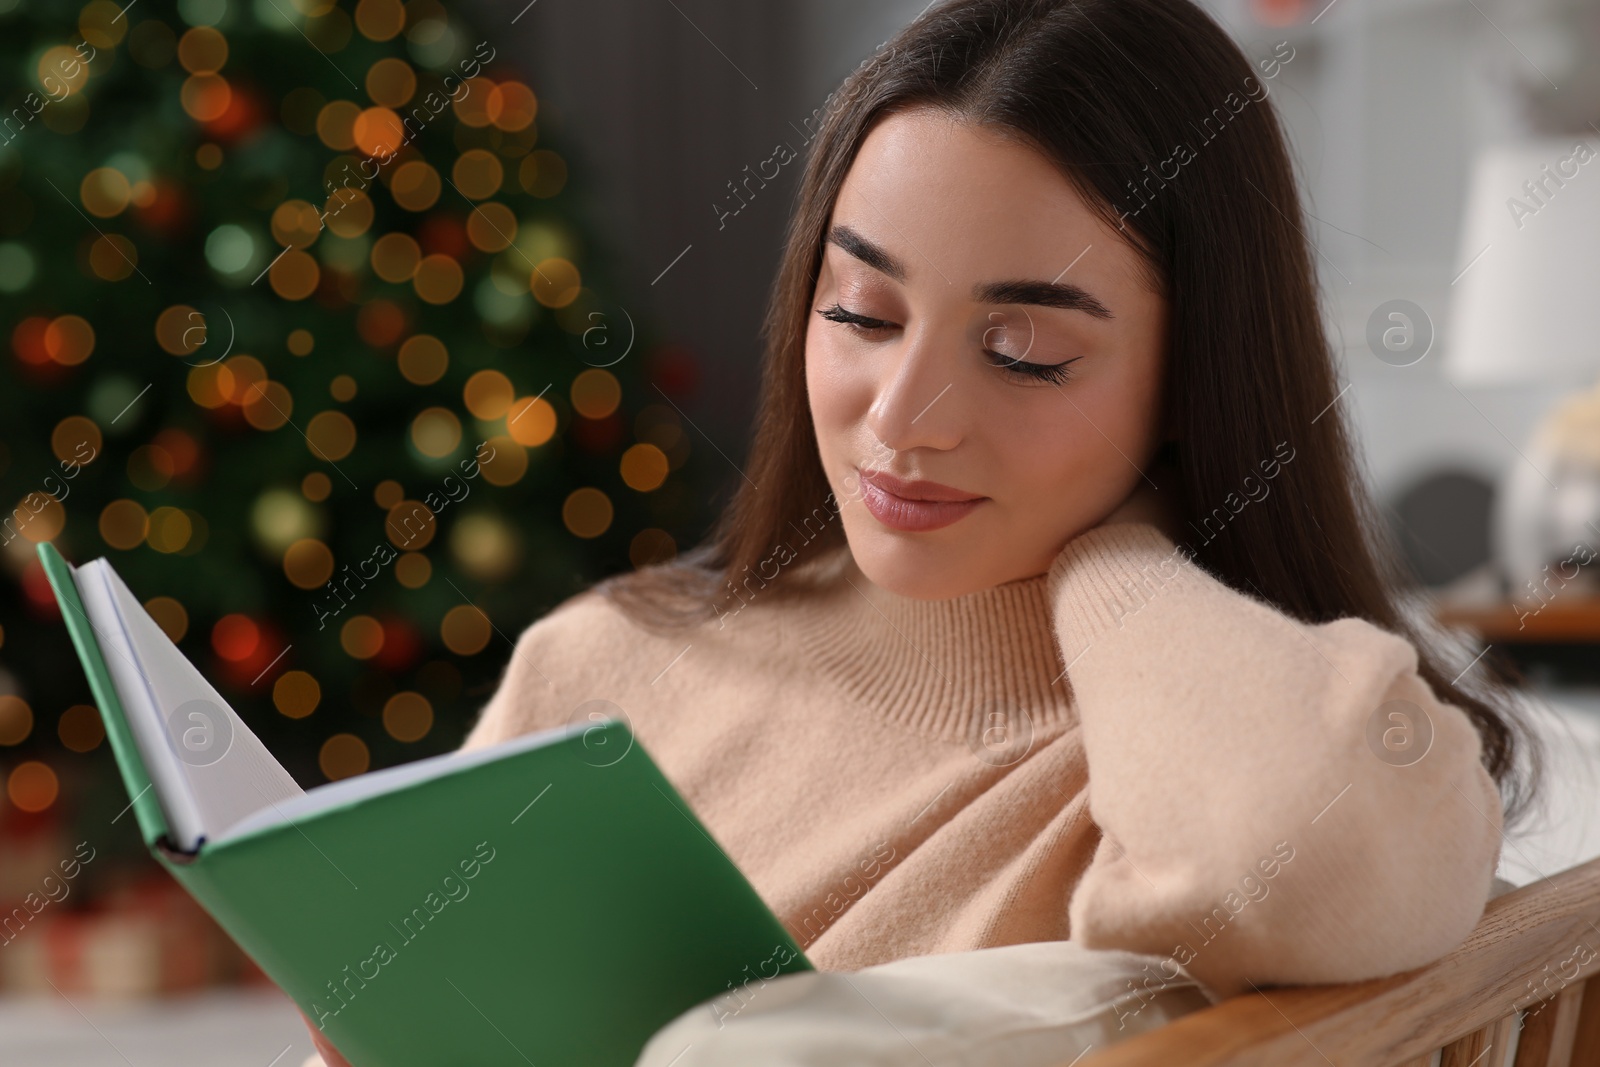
[1436,599,1600,643]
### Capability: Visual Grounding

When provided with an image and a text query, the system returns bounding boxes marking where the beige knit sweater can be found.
[300,521,1503,1063]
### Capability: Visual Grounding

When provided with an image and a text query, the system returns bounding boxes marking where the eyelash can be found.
[815,303,1081,385]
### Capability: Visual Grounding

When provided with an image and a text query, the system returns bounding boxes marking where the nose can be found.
[864,323,964,454]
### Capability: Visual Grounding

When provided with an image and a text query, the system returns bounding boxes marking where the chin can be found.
[843,525,1002,600]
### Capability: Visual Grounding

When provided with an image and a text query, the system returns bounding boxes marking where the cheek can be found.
[998,373,1159,516]
[805,328,869,450]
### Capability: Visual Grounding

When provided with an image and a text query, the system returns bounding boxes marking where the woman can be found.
[304,0,1540,1061]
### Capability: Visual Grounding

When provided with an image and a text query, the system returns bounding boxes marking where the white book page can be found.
[218,719,592,844]
[87,560,305,850]
[75,560,208,851]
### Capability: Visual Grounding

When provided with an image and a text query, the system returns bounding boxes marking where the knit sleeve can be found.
[1046,522,1504,1001]
[458,593,601,753]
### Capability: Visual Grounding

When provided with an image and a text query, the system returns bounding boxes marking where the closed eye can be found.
[815,303,1081,385]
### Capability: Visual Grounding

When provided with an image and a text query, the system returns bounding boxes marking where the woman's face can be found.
[805,107,1171,600]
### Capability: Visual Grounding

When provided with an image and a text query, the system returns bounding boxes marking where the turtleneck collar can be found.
[784,544,1078,743]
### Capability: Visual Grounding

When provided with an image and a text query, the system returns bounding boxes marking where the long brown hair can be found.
[595,0,1542,830]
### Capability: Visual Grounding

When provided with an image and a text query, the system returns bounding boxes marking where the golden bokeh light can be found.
[365,57,415,108]
[180,73,232,122]
[146,505,193,553]
[397,334,447,384]
[316,100,361,151]
[90,235,139,281]
[354,0,405,41]
[374,479,404,509]
[324,187,374,239]
[306,410,358,461]
[177,26,228,74]
[562,487,614,539]
[302,471,332,502]
[271,200,324,249]
[52,415,102,463]
[487,82,536,131]
[452,149,503,200]
[0,696,33,745]
[440,605,491,655]
[37,45,90,97]
[99,499,149,550]
[270,249,321,300]
[289,328,315,356]
[352,106,404,158]
[505,397,556,448]
[273,670,321,719]
[466,203,516,253]
[59,704,106,753]
[81,167,131,217]
[220,355,267,404]
[242,379,293,431]
[144,595,189,642]
[412,254,463,304]
[319,733,369,781]
[382,691,433,742]
[187,365,227,407]
[477,437,527,487]
[340,615,385,659]
[385,500,436,549]
[620,443,670,492]
[79,1,129,49]
[12,493,65,543]
[389,161,440,212]
[531,257,581,307]
[156,304,203,356]
[395,551,431,588]
[284,538,335,589]
[570,368,621,420]
[45,316,95,365]
[330,374,357,401]
[9,762,59,813]
[410,407,462,458]
[371,232,421,281]
[463,370,514,420]
[452,78,495,127]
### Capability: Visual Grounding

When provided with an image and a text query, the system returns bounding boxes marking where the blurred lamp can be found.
[1445,137,1600,598]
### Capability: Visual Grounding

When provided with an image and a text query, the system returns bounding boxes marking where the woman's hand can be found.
[301,1012,353,1067]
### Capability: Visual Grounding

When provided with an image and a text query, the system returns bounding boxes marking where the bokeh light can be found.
[273,670,321,719]
[440,604,490,655]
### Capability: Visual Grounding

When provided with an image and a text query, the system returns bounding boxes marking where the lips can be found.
[857,468,986,532]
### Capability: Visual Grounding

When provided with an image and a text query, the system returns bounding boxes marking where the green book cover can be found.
[36,539,812,1066]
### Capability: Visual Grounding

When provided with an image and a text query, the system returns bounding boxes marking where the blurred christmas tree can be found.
[0,0,711,871]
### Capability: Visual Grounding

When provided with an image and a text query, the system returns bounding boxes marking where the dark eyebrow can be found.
[825,224,1114,320]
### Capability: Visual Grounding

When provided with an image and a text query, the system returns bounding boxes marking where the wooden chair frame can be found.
[1074,855,1600,1067]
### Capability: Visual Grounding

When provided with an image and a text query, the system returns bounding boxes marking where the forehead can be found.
[829,107,1154,297]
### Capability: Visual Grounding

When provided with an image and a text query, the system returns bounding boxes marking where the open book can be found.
[39,541,811,1066]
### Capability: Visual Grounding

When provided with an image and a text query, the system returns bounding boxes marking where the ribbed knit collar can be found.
[785,544,1078,742]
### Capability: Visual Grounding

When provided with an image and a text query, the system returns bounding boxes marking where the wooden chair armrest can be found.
[1070,855,1600,1067]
